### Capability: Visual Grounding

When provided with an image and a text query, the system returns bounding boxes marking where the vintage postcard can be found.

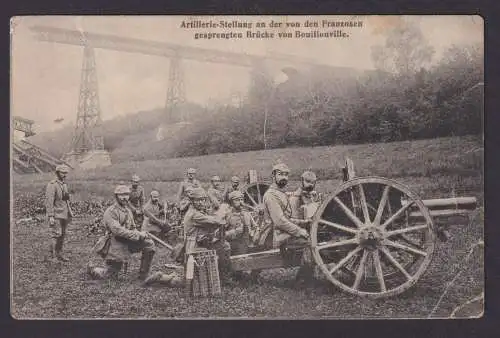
[10,15,484,319]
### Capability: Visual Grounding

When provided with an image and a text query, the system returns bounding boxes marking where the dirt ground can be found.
[10,202,483,319]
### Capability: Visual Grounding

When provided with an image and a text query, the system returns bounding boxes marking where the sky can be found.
[11,15,483,133]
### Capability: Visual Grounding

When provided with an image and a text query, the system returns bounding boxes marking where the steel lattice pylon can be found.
[165,55,186,123]
[71,44,102,154]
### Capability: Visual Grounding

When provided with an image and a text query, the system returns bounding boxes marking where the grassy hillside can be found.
[13,135,483,202]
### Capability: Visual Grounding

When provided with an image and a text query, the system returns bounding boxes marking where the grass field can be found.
[11,136,484,319]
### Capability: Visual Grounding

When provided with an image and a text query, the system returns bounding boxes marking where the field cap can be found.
[151,190,160,198]
[189,187,207,199]
[272,163,290,173]
[228,191,244,201]
[114,185,131,194]
[211,175,221,182]
[132,175,140,182]
[55,164,70,173]
[187,168,197,174]
[301,171,317,181]
[231,176,240,183]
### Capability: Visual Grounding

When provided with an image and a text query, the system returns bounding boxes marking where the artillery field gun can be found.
[229,159,478,299]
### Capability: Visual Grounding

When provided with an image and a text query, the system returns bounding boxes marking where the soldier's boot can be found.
[87,260,122,280]
[138,250,155,281]
[55,237,69,262]
[294,265,315,289]
[47,240,58,263]
[143,271,184,287]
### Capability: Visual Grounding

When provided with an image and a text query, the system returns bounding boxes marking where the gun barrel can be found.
[403,197,477,218]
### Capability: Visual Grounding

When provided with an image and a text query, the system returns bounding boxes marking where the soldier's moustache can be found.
[277,179,288,188]
[303,185,315,192]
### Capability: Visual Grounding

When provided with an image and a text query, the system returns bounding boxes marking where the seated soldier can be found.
[143,190,171,241]
[87,185,156,282]
[224,190,256,256]
[262,162,314,287]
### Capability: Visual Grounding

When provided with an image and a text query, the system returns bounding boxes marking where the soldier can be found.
[176,168,202,215]
[289,171,321,229]
[45,164,73,262]
[129,175,146,228]
[143,190,171,241]
[224,176,241,204]
[224,190,256,256]
[87,185,156,282]
[207,175,225,211]
[262,162,314,287]
[145,187,234,287]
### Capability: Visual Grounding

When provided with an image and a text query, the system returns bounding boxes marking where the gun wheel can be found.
[310,177,436,299]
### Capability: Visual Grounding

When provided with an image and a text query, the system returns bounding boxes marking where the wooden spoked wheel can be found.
[241,182,270,238]
[310,177,436,299]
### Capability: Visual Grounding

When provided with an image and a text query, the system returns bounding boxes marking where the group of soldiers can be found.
[44,162,322,289]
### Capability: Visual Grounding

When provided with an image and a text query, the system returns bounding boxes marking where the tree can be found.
[371,19,435,76]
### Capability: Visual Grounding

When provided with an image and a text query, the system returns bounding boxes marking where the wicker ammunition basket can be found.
[185,249,221,297]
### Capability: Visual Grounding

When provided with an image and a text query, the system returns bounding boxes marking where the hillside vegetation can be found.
[25,20,482,163]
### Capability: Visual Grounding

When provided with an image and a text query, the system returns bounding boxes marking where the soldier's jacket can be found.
[176,179,201,202]
[45,179,73,220]
[263,183,304,248]
[207,187,225,209]
[224,207,255,245]
[143,199,165,233]
[183,205,221,243]
[101,203,144,261]
[289,188,320,220]
[129,185,145,210]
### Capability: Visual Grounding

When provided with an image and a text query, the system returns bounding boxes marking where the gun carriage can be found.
[228,159,478,299]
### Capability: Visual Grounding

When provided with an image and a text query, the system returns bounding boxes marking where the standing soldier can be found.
[143,190,171,241]
[129,175,145,228]
[262,163,314,287]
[224,176,241,204]
[289,171,321,228]
[45,164,73,262]
[207,175,225,211]
[176,168,202,215]
[88,185,156,282]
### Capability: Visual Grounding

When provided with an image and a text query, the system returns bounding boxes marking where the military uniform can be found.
[129,185,146,227]
[289,187,320,223]
[176,179,201,212]
[89,201,156,280]
[45,175,73,260]
[143,199,168,239]
[183,188,233,283]
[225,207,254,256]
[207,187,225,210]
[263,182,313,284]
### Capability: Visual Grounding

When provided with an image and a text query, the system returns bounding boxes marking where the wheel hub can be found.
[358,225,385,249]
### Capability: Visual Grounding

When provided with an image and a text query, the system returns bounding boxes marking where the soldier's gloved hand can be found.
[48,216,55,226]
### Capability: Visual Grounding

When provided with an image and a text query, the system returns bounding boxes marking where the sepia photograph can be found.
[10,15,484,319]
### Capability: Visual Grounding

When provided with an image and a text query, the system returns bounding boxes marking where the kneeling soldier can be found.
[88,185,156,282]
